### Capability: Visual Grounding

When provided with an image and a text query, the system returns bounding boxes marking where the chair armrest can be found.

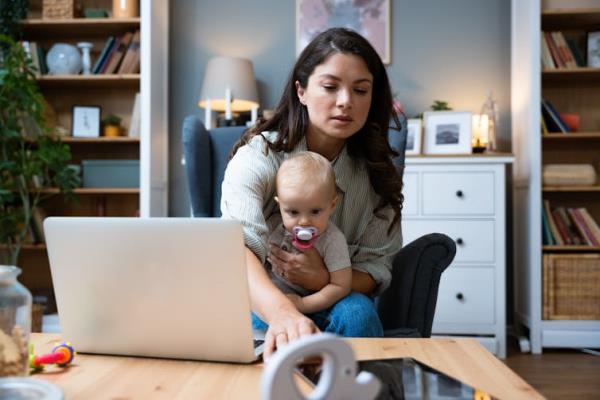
[182,116,212,217]
[377,233,456,338]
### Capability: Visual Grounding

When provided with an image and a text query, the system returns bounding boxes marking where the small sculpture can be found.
[29,342,76,372]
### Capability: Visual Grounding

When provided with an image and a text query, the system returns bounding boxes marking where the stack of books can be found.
[541,31,585,70]
[92,30,141,74]
[542,200,600,246]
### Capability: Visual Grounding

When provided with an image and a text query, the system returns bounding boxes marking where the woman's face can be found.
[296,52,373,155]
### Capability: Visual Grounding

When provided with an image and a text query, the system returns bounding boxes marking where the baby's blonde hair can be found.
[276,151,336,198]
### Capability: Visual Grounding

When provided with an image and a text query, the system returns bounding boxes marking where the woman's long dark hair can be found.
[232,27,403,233]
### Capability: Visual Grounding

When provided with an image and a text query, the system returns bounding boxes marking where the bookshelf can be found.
[512,2,600,353]
[15,1,169,302]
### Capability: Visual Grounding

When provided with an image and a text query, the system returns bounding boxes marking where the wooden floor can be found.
[502,339,600,400]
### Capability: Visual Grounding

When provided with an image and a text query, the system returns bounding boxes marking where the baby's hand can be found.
[286,293,303,310]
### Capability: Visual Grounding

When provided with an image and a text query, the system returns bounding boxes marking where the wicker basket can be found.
[42,0,74,19]
[543,253,600,320]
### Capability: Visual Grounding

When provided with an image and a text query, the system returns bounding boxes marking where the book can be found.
[104,31,133,74]
[552,31,577,68]
[541,112,549,135]
[541,34,556,70]
[579,208,600,245]
[92,36,115,74]
[100,37,121,74]
[565,37,585,67]
[28,42,42,78]
[542,100,569,133]
[557,207,583,245]
[544,200,563,245]
[568,208,598,246]
[551,208,571,244]
[36,44,48,75]
[542,207,554,245]
[117,29,140,74]
[544,32,565,68]
[127,92,141,137]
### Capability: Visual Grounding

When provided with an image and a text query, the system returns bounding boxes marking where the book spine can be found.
[545,31,565,68]
[566,208,593,246]
[578,208,600,246]
[551,208,571,244]
[544,200,563,245]
[557,207,582,245]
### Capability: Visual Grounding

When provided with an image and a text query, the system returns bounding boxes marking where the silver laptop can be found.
[44,217,264,363]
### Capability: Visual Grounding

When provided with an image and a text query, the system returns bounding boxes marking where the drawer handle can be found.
[456,292,464,301]
[456,238,464,245]
[455,190,464,198]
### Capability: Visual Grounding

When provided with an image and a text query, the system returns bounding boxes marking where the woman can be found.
[221,27,403,360]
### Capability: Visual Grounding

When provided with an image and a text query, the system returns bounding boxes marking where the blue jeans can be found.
[252,292,383,337]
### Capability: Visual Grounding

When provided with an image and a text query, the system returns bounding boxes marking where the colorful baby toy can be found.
[292,226,319,250]
[29,342,76,372]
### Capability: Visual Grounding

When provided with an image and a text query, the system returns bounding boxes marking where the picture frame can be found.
[423,111,473,155]
[296,0,391,64]
[405,119,422,155]
[587,31,600,68]
[72,106,101,137]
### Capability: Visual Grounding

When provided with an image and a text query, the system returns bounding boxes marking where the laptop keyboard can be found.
[253,339,264,349]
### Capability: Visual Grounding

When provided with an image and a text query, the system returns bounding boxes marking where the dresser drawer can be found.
[402,220,495,263]
[422,172,495,215]
[402,172,418,216]
[433,266,495,326]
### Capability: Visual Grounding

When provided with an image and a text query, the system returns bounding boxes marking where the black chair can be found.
[182,115,456,338]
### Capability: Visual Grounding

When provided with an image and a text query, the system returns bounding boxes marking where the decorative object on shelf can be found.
[542,164,597,186]
[472,114,489,153]
[112,0,138,18]
[405,119,422,155]
[42,0,75,19]
[296,0,391,64]
[84,8,108,18]
[423,111,473,155]
[46,43,82,75]
[102,114,122,137]
[0,35,79,266]
[559,113,580,132]
[77,42,93,75]
[71,106,101,137]
[0,265,32,376]
[477,91,498,151]
[588,31,600,68]
[199,57,260,129]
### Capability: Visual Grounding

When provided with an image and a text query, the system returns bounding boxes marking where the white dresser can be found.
[401,155,513,358]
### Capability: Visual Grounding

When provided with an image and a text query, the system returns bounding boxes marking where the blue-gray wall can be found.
[169,0,511,216]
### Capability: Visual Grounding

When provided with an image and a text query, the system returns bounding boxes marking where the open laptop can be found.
[44,217,264,363]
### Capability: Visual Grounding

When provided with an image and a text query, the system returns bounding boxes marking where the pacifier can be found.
[292,226,318,250]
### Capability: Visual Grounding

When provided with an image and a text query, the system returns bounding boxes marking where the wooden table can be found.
[30,334,541,399]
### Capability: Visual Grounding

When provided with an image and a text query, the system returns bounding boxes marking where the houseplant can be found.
[102,114,122,137]
[0,34,79,265]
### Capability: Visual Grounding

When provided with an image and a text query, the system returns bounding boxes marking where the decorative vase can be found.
[103,125,121,137]
[46,43,82,75]
[0,266,32,377]
[77,42,93,75]
[112,0,138,18]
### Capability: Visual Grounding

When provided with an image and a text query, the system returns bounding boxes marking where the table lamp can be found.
[198,57,260,129]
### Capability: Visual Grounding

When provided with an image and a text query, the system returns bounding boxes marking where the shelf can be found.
[21,18,140,37]
[0,244,46,251]
[37,75,139,88]
[543,132,600,140]
[542,8,600,30]
[542,68,600,83]
[543,245,600,252]
[60,137,140,143]
[38,188,140,195]
[543,185,600,192]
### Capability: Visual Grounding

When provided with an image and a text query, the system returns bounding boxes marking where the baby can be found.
[268,151,351,314]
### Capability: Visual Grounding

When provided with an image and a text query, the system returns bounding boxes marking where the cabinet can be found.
[16,1,169,299]
[512,1,600,353]
[402,155,513,358]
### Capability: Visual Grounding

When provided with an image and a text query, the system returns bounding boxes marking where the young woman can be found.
[221,27,403,360]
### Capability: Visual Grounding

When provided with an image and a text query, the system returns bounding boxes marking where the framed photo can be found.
[72,106,101,137]
[423,111,473,155]
[588,31,600,68]
[296,0,391,64]
[405,119,422,155]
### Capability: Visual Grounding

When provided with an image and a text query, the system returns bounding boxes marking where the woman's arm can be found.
[291,267,352,314]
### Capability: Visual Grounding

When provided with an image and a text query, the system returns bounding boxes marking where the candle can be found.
[225,87,232,120]
[472,114,489,147]
[251,106,258,124]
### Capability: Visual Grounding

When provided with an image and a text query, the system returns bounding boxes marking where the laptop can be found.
[44,217,264,363]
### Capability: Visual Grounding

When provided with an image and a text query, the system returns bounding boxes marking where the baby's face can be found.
[275,182,336,237]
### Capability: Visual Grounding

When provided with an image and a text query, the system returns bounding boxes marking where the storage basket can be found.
[543,253,600,320]
[42,0,74,19]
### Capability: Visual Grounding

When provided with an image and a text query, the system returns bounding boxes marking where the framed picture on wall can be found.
[296,0,391,64]
[405,119,422,155]
[423,111,472,155]
[72,106,101,137]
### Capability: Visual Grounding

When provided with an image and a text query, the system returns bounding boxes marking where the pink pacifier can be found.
[292,226,319,250]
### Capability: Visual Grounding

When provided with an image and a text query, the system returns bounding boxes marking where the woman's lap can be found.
[251,292,383,337]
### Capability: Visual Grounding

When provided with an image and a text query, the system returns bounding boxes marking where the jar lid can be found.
[0,377,63,400]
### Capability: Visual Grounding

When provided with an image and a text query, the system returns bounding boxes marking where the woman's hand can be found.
[263,305,318,362]
[269,245,330,292]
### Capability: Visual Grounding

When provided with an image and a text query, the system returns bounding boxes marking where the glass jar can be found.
[0,266,32,377]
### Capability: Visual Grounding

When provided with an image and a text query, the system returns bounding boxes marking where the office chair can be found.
[182,115,456,338]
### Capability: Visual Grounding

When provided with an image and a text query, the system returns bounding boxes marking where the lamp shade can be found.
[198,57,259,112]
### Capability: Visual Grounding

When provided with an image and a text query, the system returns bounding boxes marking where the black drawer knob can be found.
[456,238,464,245]
[456,293,464,301]
[456,190,464,198]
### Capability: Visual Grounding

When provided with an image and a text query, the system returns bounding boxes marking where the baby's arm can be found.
[292,266,352,314]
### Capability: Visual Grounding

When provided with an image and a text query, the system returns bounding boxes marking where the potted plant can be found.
[102,114,122,137]
[0,34,79,266]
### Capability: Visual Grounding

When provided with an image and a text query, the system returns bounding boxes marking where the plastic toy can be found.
[292,226,318,250]
[29,342,76,372]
